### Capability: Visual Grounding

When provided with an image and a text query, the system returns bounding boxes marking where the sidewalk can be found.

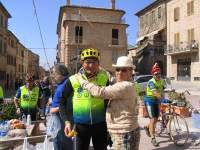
[171,81,200,96]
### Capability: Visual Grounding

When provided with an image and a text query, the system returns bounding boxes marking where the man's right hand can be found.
[64,121,72,137]
[16,108,21,114]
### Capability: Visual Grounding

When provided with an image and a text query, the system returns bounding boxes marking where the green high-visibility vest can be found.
[70,70,108,124]
[20,86,39,109]
[146,78,164,99]
[0,86,4,99]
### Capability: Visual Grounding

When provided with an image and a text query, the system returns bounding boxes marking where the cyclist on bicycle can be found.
[144,63,165,146]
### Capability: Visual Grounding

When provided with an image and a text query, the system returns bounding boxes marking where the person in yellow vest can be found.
[143,63,165,147]
[75,56,140,150]
[0,85,4,103]
[59,48,109,150]
[14,74,42,121]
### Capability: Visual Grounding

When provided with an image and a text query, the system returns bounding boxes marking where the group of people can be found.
[12,47,165,150]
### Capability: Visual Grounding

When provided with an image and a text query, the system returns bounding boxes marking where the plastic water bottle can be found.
[22,114,27,124]
[27,114,31,125]
[45,106,50,116]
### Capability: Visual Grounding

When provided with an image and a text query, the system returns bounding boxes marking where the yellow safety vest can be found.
[20,86,39,109]
[70,70,108,124]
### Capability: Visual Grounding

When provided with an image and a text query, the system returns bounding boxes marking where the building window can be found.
[187,28,194,43]
[3,42,7,54]
[152,10,155,24]
[174,7,180,21]
[187,1,194,16]
[21,51,24,57]
[140,16,144,28]
[4,19,7,28]
[11,40,14,48]
[158,7,161,19]
[112,29,119,45]
[0,15,3,27]
[75,26,83,43]
[0,39,2,54]
[145,14,148,26]
[174,32,180,47]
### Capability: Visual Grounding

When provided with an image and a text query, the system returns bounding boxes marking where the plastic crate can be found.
[192,113,200,129]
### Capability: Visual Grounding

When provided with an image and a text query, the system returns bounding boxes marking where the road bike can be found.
[156,90,190,146]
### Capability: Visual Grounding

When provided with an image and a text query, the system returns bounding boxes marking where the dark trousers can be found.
[75,122,107,150]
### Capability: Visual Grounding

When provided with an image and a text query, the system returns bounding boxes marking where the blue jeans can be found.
[53,113,73,150]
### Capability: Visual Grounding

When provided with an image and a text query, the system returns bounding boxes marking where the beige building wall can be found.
[27,50,39,79]
[57,5,128,73]
[167,0,200,81]
[0,2,11,89]
[137,1,166,39]
[6,31,18,90]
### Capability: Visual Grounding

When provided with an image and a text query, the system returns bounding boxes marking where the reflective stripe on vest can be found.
[146,78,164,98]
[70,70,108,124]
[0,86,3,99]
[20,86,39,109]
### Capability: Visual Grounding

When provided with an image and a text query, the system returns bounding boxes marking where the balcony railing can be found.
[164,41,199,55]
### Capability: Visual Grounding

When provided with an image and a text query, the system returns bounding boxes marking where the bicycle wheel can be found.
[169,114,189,146]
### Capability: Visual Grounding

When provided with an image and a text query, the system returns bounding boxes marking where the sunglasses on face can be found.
[116,68,129,73]
[84,60,98,64]
[154,73,161,76]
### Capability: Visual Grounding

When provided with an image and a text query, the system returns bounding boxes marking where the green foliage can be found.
[0,102,19,120]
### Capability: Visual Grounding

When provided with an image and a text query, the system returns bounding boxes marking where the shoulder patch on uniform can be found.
[148,81,156,90]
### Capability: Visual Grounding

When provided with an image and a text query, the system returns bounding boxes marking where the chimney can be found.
[111,0,115,9]
[67,0,70,5]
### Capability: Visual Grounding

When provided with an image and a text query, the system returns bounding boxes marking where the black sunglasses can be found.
[116,68,129,72]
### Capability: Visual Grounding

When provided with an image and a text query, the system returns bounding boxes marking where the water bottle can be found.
[45,106,50,116]
[22,114,26,124]
[27,114,31,125]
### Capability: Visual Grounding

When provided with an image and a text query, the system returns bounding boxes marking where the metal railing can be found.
[164,41,199,55]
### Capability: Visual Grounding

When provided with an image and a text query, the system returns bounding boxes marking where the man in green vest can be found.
[14,73,42,121]
[0,85,4,103]
[143,63,164,147]
[59,48,109,150]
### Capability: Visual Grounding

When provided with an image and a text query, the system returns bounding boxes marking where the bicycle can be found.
[156,90,190,146]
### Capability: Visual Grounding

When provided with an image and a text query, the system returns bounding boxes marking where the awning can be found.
[136,28,163,43]
[136,42,149,57]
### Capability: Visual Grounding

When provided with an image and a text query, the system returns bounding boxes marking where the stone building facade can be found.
[0,2,11,89]
[166,0,200,82]
[27,50,39,79]
[0,2,40,91]
[57,0,128,73]
[135,0,167,75]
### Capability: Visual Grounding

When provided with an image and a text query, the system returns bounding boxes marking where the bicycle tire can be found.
[169,114,189,146]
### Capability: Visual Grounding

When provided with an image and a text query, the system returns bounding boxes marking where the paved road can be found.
[138,116,200,150]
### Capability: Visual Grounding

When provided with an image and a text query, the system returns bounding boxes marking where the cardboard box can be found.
[172,106,189,118]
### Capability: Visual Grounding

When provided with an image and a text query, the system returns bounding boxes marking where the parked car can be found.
[133,75,153,92]
[133,75,172,93]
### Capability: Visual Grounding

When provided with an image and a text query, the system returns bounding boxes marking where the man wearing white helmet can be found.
[76,56,140,150]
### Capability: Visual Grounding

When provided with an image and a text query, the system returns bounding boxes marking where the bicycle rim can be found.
[169,114,189,146]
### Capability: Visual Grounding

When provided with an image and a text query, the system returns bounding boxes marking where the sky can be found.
[1,0,152,69]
